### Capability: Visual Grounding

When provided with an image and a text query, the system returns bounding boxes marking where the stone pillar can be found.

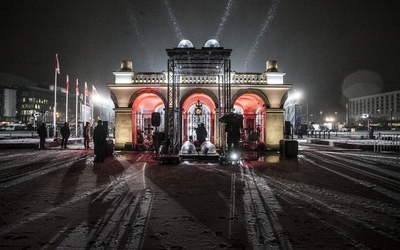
[260,107,266,142]
[265,109,284,150]
[114,107,133,150]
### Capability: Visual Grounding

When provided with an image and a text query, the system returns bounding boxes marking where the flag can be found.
[84,82,88,96]
[66,75,69,93]
[76,79,79,96]
[92,85,99,96]
[55,54,60,74]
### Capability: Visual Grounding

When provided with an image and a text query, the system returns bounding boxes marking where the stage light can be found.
[230,152,239,160]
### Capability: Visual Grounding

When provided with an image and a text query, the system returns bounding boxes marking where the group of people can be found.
[38,118,243,159]
[36,120,108,163]
[37,122,72,150]
[194,120,242,152]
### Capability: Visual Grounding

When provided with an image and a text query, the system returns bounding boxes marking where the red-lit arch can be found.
[130,91,166,145]
[232,91,267,143]
[181,91,218,143]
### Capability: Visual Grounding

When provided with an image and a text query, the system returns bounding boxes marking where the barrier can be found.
[374,133,400,152]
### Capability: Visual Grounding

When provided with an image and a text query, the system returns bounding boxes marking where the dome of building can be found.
[180,141,196,154]
[200,141,217,154]
[204,39,220,48]
[178,39,194,48]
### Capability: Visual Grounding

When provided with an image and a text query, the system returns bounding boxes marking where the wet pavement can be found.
[0,140,399,249]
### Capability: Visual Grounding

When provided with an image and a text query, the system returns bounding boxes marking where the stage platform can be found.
[179,151,220,162]
[158,155,181,164]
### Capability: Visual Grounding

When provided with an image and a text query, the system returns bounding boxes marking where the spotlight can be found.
[230,152,239,160]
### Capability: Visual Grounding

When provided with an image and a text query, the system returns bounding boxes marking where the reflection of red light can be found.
[235,94,263,112]
[133,93,164,110]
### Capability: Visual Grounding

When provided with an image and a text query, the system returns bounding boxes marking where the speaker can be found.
[151,112,161,127]
[284,121,291,135]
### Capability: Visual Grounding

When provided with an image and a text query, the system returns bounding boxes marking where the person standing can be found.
[297,125,303,138]
[196,123,207,145]
[83,122,91,149]
[60,122,70,149]
[226,121,242,152]
[93,120,107,162]
[37,123,47,149]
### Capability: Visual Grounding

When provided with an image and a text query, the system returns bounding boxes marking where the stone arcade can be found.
[108,40,292,152]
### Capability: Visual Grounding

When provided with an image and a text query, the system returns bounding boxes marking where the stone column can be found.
[265,108,284,150]
[114,107,133,150]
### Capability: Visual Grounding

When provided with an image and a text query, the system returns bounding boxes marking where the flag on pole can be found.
[55,54,60,74]
[85,82,89,96]
[76,79,79,96]
[66,75,69,93]
[92,85,99,96]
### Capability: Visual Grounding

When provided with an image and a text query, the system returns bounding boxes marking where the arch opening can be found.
[233,93,266,146]
[182,93,216,144]
[132,93,165,146]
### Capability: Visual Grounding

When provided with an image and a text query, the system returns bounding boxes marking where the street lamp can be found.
[326,117,336,136]
[390,108,393,129]
[361,114,370,137]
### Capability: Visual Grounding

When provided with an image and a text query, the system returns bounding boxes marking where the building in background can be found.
[348,90,400,128]
[0,73,114,135]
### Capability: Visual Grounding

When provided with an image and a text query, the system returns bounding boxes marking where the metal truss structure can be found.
[166,47,232,154]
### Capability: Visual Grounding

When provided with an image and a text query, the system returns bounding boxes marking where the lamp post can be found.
[390,108,393,129]
[319,111,323,124]
[362,114,370,138]
[326,117,336,136]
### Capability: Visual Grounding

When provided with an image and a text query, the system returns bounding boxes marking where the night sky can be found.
[1,0,399,118]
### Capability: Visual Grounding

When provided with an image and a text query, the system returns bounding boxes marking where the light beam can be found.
[126,1,155,71]
[243,0,280,71]
[162,0,184,41]
[215,0,235,40]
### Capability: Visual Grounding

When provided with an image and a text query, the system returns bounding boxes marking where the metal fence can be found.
[374,133,400,152]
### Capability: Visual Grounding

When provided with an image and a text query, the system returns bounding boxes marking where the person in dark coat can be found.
[37,123,47,149]
[83,122,91,149]
[93,120,107,162]
[60,122,70,149]
[226,121,242,152]
[297,125,303,138]
[196,123,207,145]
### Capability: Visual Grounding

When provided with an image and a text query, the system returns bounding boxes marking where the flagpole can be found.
[92,85,100,122]
[65,75,69,123]
[53,54,59,137]
[91,85,94,123]
[91,97,94,124]
[75,79,79,137]
[84,82,87,125]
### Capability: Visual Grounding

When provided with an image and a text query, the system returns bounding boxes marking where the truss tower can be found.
[166,45,232,154]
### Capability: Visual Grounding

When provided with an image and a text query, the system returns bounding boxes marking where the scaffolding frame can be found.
[166,47,232,154]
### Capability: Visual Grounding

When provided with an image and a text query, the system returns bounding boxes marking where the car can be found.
[342,127,351,132]
[5,124,27,131]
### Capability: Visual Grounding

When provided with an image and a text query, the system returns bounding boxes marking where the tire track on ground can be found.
[240,164,293,249]
[301,151,400,201]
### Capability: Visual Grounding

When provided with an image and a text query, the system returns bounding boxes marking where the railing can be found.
[180,75,217,84]
[374,133,400,152]
[307,129,331,139]
[232,73,267,84]
[132,73,166,83]
[131,72,271,85]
